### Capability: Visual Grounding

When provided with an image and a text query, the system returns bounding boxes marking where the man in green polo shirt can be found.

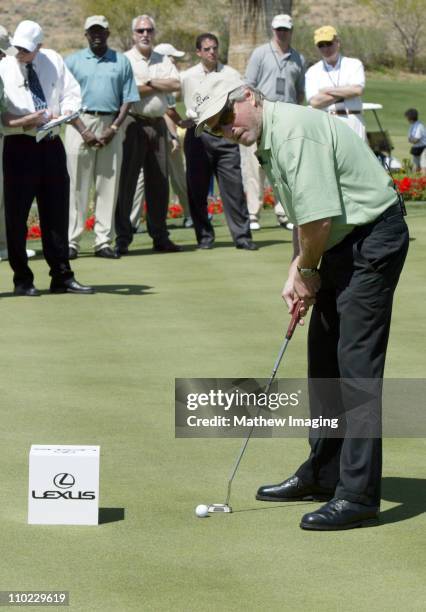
[194,73,409,531]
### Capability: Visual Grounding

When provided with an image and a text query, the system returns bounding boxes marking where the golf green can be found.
[0,208,424,611]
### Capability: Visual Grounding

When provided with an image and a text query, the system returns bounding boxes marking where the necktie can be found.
[26,62,47,111]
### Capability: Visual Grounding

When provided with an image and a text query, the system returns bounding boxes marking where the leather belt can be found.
[330,110,362,116]
[83,110,116,116]
[129,112,163,125]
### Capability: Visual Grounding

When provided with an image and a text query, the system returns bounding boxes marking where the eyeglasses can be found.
[134,28,154,34]
[204,101,235,137]
[317,41,334,48]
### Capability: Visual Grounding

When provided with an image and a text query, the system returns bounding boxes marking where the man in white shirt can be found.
[115,14,182,254]
[0,20,93,295]
[0,25,36,262]
[305,25,366,140]
[405,108,426,175]
[178,33,255,250]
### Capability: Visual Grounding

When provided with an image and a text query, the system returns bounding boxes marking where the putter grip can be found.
[285,302,302,340]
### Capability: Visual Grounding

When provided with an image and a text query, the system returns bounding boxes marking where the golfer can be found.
[193,73,409,531]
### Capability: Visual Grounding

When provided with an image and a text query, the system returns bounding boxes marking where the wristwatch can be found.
[297,266,319,278]
[110,124,119,133]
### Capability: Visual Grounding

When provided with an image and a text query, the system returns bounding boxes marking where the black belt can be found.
[83,110,116,116]
[330,110,362,116]
[129,113,163,125]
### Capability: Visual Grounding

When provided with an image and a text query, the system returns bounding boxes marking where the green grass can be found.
[0,208,425,611]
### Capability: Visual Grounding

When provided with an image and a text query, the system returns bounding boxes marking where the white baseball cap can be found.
[0,25,17,56]
[11,20,43,53]
[85,15,109,30]
[154,43,185,58]
[271,14,293,30]
[193,72,245,136]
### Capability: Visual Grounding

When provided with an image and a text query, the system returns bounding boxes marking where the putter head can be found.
[208,503,232,513]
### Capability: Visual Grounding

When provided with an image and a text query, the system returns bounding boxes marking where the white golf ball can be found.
[195,504,209,518]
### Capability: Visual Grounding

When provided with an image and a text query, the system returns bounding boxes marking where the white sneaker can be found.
[277,215,294,231]
[0,248,36,261]
[250,219,261,231]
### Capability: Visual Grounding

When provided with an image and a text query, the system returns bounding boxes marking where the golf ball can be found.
[195,504,209,518]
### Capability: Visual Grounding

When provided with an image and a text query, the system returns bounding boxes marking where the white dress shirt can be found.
[125,47,179,118]
[0,48,81,136]
[180,62,240,115]
[305,55,366,139]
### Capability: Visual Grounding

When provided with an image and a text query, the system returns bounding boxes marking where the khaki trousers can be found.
[65,113,123,251]
[240,142,286,220]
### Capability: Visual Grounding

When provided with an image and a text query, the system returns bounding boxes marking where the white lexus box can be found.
[28,445,100,525]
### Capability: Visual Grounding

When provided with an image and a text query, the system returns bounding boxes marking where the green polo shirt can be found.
[257,101,397,249]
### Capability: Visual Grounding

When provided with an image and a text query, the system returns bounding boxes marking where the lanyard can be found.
[269,43,290,75]
[323,55,342,88]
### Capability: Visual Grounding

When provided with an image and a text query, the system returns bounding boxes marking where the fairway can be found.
[0,208,425,611]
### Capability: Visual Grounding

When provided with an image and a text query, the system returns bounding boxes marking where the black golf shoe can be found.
[256,475,334,502]
[300,498,379,531]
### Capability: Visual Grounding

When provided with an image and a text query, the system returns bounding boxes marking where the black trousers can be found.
[184,127,251,246]
[3,135,73,288]
[295,204,409,506]
[115,116,169,247]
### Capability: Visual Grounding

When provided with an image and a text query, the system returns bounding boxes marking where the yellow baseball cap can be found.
[314,26,338,45]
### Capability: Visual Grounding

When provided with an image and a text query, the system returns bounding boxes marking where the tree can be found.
[76,0,185,50]
[361,0,426,71]
[227,0,293,74]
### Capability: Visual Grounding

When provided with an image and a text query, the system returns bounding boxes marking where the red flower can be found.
[85,215,95,231]
[168,203,184,218]
[263,187,275,207]
[207,197,224,215]
[27,224,41,239]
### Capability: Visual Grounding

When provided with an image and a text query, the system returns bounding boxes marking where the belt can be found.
[330,110,362,116]
[129,112,163,125]
[83,110,116,116]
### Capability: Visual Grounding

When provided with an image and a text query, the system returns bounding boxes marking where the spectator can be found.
[0,26,35,262]
[305,25,366,140]
[244,14,305,231]
[404,108,426,175]
[65,15,139,260]
[115,15,182,254]
[178,33,256,250]
[0,20,93,295]
[155,43,192,228]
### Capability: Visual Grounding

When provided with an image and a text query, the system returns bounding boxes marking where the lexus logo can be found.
[53,473,75,489]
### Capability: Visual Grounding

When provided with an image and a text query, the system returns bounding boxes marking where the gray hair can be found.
[228,84,264,105]
[131,15,156,31]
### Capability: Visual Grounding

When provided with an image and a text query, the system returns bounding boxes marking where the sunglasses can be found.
[134,28,154,34]
[204,101,235,137]
[317,41,334,48]
[274,27,291,32]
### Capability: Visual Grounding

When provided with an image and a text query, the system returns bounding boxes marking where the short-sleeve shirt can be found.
[180,62,240,114]
[257,100,396,249]
[65,47,139,112]
[408,120,426,147]
[305,56,365,112]
[125,47,179,117]
[245,43,305,103]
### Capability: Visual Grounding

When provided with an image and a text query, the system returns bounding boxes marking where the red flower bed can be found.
[394,176,426,201]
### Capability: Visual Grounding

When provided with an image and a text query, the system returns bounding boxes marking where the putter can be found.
[208,302,303,514]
